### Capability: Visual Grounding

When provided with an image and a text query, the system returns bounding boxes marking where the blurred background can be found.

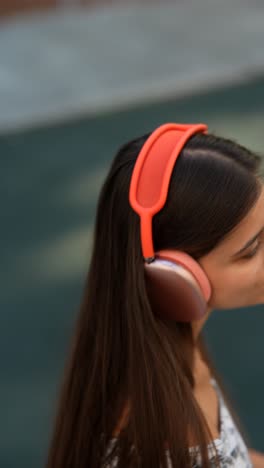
[1,1,264,467]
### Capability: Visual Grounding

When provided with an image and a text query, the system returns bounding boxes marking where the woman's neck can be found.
[193,345,212,387]
[191,307,213,387]
[191,307,212,342]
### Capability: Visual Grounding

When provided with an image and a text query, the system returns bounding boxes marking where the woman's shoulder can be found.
[106,376,252,467]
[188,376,252,467]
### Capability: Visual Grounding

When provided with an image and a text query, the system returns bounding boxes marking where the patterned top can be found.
[106,378,252,467]
[187,378,252,467]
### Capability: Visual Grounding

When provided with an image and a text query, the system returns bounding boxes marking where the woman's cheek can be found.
[205,255,264,308]
[208,272,237,308]
[253,257,264,288]
[208,267,249,308]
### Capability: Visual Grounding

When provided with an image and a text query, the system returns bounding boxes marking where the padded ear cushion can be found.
[144,250,211,322]
[156,250,211,301]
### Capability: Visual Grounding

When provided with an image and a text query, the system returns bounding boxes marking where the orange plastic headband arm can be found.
[129,123,208,260]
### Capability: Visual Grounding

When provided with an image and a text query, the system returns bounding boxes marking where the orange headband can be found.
[129,123,208,260]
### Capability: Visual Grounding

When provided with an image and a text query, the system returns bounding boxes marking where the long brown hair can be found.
[46,130,262,467]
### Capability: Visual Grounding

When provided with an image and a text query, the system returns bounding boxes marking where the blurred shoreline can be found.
[1,2,264,133]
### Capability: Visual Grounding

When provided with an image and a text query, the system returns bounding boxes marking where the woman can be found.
[46,123,264,467]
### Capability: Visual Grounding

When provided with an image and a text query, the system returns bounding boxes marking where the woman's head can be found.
[46,126,263,468]
[151,130,264,311]
[101,129,263,311]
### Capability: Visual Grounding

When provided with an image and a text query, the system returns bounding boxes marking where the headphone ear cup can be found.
[144,250,211,322]
[156,250,211,301]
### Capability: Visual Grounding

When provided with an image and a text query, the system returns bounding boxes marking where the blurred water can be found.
[1,76,264,467]
[1,2,264,133]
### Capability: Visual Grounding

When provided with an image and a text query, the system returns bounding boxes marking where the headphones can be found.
[129,123,212,322]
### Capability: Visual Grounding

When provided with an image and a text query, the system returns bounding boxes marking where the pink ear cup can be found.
[156,250,211,301]
[144,250,211,322]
